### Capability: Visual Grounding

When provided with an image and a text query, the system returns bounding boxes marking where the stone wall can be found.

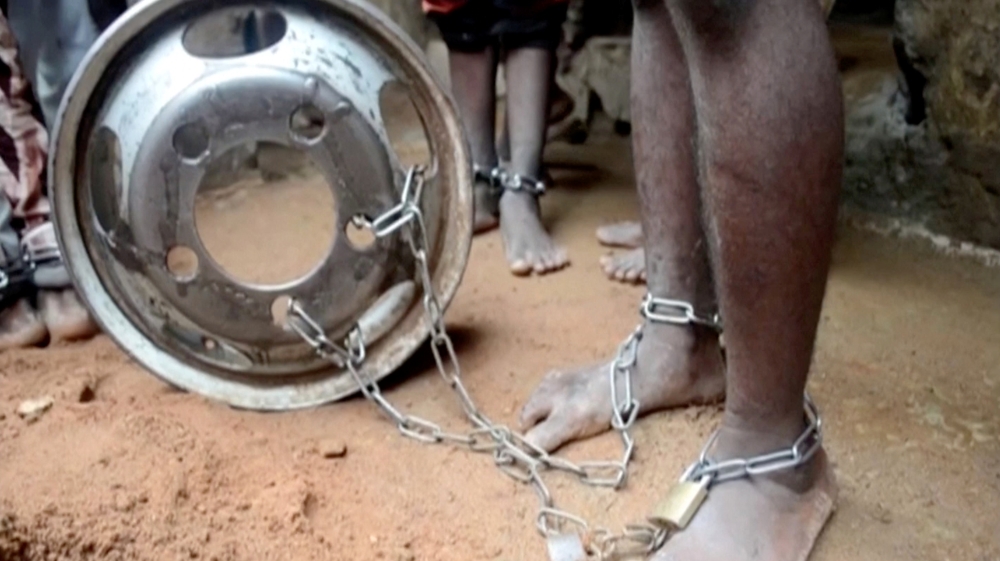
[843,0,1000,248]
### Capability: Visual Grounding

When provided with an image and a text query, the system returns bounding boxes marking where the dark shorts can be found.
[429,1,569,53]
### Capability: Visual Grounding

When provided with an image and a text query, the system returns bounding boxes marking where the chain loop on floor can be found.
[287,166,677,560]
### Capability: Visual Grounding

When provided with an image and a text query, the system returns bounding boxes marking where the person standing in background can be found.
[424,0,571,276]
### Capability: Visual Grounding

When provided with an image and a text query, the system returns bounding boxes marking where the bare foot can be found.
[520,322,724,452]
[0,299,47,350]
[600,248,647,284]
[38,289,99,343]
[596,221,643,248]
[474,184,499,234]
[650,424,836,561]
[499,192,569,276]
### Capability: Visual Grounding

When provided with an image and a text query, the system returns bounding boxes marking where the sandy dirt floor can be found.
[2,23,1000,561]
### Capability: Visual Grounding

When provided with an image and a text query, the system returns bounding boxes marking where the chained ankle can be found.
[645,394,823,537]
[640,294,722,333]
[474,164,546,197]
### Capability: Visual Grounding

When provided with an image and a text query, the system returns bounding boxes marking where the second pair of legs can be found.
[449,45,570,276]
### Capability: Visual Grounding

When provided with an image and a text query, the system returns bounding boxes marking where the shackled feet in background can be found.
[0,223,99,350]
[596,220,647,284]
[474,161,556,237]
[500,190,569,276]
[0,290,99,351]
[480,166,568,276]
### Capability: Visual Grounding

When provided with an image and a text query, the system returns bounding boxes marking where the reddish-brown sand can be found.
[2,24,999,561]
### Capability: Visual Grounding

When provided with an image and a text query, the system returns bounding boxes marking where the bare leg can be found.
[497,114,511,165]
[651,0,843,558]
[520,1,722,451]
[448,49,501,233]
[501,73,573,164]
[499,47,569,275]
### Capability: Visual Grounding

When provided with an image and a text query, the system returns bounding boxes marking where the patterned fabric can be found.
[0,9,59,268]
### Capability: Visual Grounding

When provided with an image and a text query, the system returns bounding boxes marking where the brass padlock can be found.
[648,476,711,531]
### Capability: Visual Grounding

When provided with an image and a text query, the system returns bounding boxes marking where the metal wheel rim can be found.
[50,0,473,411]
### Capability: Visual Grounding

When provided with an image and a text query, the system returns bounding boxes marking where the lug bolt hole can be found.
[345,217,376,251]
[166,246,199,281]
[173,122,210,162]
[290,104,326,143]
[271,295,293,328]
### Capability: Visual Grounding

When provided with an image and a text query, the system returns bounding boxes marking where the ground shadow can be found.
[371,324,486,393]
[211,325,485,413]
[545,160,608,194]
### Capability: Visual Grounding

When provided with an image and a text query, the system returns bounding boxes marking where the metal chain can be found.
[474,164,546,196]
[288,166,659,559]
[287,165,824,560]
[685,393,822,485]
[641,294,722,332]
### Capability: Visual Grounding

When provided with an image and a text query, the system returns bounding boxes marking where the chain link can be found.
[685,393,823,485]
[641,294,722,332]
[474,164,546,196]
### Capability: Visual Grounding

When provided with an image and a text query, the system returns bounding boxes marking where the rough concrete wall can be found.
[843,0,1000,248]
[896,0,1000,149]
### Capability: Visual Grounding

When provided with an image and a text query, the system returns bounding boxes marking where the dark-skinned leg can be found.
[520,0,722,451]
[448,48,501,233]
[497,115,511,164]
[650,0,842,558]
[499,47,568,275]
